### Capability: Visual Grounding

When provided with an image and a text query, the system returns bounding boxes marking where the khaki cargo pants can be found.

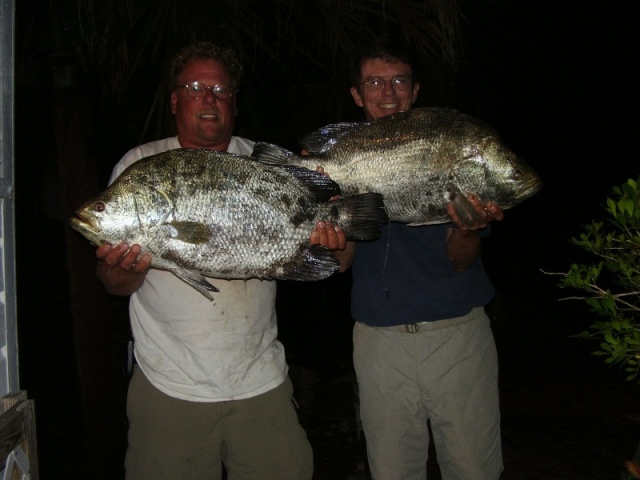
[125,367,313,480]
[354,307,503,480]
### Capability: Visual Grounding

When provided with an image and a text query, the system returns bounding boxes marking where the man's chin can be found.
[368,105,401,119]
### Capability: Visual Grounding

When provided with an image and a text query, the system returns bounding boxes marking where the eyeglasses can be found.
[175,81,234,100]
[361,76,413,92]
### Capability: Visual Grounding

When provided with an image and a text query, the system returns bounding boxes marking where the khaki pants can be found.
[125,366,313,480]
[354,308,503,480]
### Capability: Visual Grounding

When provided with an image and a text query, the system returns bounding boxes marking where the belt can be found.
[405,322,430,333]
[370,307,484,333]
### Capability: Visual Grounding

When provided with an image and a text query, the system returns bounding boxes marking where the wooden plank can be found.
[1,391,38,479]
[0,402,23,469]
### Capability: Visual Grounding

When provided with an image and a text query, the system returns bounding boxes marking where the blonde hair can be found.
[169,41,243,89]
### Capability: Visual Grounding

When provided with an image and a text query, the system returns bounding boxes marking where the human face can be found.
[171,59,237,151]
[350,58,419,120]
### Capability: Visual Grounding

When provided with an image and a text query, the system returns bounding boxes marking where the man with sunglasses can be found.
[333,37,505,479]
[94,41,337,480]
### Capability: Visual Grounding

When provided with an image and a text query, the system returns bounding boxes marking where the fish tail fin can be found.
[327,192,389,241]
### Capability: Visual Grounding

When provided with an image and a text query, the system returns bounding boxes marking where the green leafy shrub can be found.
[555,176,640,381]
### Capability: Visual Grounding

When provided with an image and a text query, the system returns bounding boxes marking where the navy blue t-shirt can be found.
[351,222,495,326]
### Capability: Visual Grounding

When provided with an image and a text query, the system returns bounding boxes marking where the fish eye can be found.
[94,202,106,212]
[512,170,523,181]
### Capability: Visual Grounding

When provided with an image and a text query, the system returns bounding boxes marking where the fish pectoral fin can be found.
[450,192,486,228]
[165,221,211,244]
[171,269,219,300]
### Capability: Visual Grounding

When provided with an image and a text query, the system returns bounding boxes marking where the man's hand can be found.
[445,194,504,272]
[446,194,504,232]
[97,242,151,271]
[311,164,355,271]
[96,242,152,296]
[310,221,347,251]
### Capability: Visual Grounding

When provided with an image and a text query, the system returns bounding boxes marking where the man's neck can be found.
[177,136,231,152]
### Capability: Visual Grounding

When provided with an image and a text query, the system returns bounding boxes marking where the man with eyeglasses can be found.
[332,38,504,479]
[94,41,337,480]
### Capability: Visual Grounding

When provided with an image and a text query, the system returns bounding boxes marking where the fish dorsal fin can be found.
[298,122,359,154]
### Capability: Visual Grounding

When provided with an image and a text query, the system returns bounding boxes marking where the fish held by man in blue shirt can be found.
[252,107,543,226]
[69,148,388,299]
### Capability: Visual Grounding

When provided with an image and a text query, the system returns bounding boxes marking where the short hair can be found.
[349,37,417,88]
[169,41,243,89]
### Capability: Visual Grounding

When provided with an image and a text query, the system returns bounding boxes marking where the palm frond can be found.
[75,0,488,148]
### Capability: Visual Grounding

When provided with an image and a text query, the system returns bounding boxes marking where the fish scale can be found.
[70,148,388,299]
[252,107,543,226]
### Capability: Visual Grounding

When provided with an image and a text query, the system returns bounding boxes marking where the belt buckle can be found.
[405,323,419,333]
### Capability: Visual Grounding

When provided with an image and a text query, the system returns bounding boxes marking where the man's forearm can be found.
[446,228,481,272]
[333,242,356,272]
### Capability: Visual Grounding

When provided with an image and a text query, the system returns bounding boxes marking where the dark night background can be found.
[11,1,639,479]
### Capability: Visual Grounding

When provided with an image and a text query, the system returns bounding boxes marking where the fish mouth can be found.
[70,210,104,245]
[515,176,544,201]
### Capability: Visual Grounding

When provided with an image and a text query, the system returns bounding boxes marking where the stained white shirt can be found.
[110,137,286,401]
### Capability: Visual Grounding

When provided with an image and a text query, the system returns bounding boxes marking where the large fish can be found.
[252,107,542,225]
[70,148,388,299]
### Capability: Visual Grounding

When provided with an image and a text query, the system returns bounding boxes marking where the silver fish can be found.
[252,107,543,226]
[70,148,388,299]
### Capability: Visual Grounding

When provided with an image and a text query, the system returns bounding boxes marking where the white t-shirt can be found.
[110,136,286,401]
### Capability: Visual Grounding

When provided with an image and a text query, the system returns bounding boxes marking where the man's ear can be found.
[170,90,178,115]
[411,82,420,105]
[350,86,364,107]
